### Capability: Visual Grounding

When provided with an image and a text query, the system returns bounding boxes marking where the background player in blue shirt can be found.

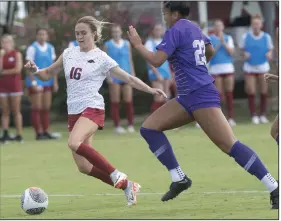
[128,1,278,209]
[144,24,172,113]
[104,24,136,134]
[25,28,59,140]
[240,15,274,125]
[208,20,236,127]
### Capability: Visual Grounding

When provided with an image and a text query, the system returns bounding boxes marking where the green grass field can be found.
[0,121,279,219]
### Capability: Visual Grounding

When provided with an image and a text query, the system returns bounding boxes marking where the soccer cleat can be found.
[161,176,192,202]
[127,125,136,133]
[252,116,260,125]
[115,126,126,134]
[124,181,141,206]
[195,122,201,128]
[270,186,279,209]
[43,132,58,140]
[228,118,236,127]
[260,115,269,124]
[111,171,128,189]
[36,133,48,140]
[14,135,24,143]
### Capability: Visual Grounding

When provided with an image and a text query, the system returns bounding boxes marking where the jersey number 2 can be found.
[70,67,82,80]
[193,40,207,66]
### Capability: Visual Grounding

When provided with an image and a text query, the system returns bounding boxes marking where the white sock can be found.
[109,169,118,181]
[261,173,278,193]
[169,166,186,182]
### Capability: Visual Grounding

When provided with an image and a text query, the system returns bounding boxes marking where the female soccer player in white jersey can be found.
[24,16,166,206]
[240,15,274,125]
[128,1,278,209]
[104,24,136,134]
[208,20,236,126]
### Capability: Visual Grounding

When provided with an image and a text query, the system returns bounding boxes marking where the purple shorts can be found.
[176,83,221,116]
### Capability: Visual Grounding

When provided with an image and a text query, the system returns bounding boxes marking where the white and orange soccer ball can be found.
[20,187,48,215]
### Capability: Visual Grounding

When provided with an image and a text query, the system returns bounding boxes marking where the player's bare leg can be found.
[122,84,135,133]
[141,99,194,201]
[109,83,125,134]
[68,116,141,205]
[30,91,44,140]
[271,114,279,146]
[41,90,56,139]
[245,75,259,124]
[258,74,269,123]
[193,107,279,209]
[151,80,165,113]
[10,95,23,142]
[224,75,236,126]
[0,96,11,142]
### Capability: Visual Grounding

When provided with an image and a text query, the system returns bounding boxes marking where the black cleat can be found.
[13,135,24,143]
[270,186,279,209]
[43,132,57,140]
[36,133,48,140]
[161,176,192,202]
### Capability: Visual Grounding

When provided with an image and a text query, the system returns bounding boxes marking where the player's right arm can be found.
[24,54,63,81]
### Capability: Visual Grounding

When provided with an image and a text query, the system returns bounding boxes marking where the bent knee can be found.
[68,138,81,151]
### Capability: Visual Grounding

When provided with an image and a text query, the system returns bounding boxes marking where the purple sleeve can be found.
[203,34,211,45]
[156,28,181,57]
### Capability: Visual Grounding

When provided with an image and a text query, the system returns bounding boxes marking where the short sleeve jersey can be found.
[156,19,214,95]
[63,46,118,114]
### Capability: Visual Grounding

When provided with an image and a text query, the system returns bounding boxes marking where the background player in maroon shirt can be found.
[0,34,23,143]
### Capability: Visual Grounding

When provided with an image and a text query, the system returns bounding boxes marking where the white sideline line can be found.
[0,190,268,198]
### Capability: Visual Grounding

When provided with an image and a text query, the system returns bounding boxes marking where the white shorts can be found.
[243,62,270,74]
[0,92,23,98]
[209,63,235,75]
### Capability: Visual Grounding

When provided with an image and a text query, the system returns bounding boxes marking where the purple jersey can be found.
[156,19,214,95]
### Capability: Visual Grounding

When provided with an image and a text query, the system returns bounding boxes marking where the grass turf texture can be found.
[0,122,278,219]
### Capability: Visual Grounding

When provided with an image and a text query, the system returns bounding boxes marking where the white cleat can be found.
[110,170,128,189]
[195,122,201,128]
[124,181,141,206]
[260,115,269,124]
[252,116,260,125]
[127,125,135,133]
[115,126,126,134]
[228,118,236,127]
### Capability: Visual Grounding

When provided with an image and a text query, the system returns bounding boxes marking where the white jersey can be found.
[63,46,118,114]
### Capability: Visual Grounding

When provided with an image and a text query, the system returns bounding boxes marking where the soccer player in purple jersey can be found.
[127,1,279,209]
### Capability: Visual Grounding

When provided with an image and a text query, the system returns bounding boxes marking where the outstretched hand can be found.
[150,88,167,98]
[127,26,142,48]
[264,73,279,83]
[24,60,38,74]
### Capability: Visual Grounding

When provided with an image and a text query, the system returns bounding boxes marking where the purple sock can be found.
[276,135,279,145]
[228,141,268,180]
[140,127,179,170]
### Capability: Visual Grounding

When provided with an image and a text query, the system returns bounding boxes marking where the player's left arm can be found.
[1,52,23,75]
[110,66,166,97]
[205,44,215,63]
[128,26,169,67]
[128,43,136,76]
[266,33,274,60]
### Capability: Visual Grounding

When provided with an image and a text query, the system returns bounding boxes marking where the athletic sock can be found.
[229,141,278,192]
[76,143,116,175]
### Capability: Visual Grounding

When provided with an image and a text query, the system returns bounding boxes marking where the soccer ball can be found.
[20,187,48,215]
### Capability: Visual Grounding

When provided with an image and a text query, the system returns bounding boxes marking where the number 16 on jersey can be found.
[70,67,82,80]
